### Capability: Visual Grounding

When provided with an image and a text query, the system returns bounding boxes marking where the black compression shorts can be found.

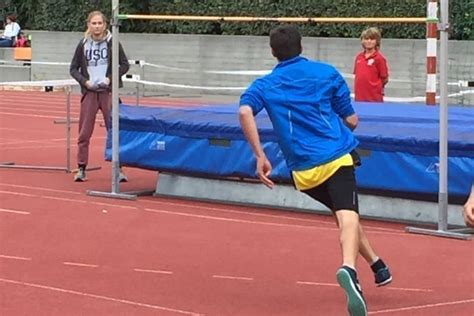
[301,165,359,213]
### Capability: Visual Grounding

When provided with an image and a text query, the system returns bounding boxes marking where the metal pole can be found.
[111,0,120,194]
[66,86,71,172]
[438,0,449,231]
[136,83,139,106]
[426,0,438,105]
[141,63,145,98]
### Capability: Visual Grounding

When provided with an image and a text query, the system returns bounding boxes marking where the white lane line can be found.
[0,138,66,146]
[133,268,173,275]
[0,108,75,116]
[296,281,339,287]
[0,123,72,131]
[144,208,338,232]
[42,196,88,204]
[63,262,99,268]
[0,255,32,261]
[0,103,78,112]
[1,139,107,151]
[0,278,203,315]
[0,181,422,236]
[0,192,135,211]
[0,127,24,131]
[144,200,403,234]
[0,208,30,215]
[0,111,60,119]
[0,190,37,197]
[0,183,417,237]
[296,281,433,292]
[369,298,474,314]
[91,202,138,210]
[0,183,81,195]
[212,275,253,282]
[387,287,434,293]
[1,145,66,150]
[145,199,336,227]
[147,205,409,237]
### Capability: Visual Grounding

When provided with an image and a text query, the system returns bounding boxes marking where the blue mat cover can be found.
[106,102,474,198]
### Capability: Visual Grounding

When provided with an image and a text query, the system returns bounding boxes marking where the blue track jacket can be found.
[240,56,358,171]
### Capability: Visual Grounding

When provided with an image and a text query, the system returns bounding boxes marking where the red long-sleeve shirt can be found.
[353,50,389,102]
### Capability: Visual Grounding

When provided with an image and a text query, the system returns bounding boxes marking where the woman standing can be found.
[0,13,21,47]
[70,10,129,182]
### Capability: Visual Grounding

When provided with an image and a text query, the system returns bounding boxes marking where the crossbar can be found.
[118,14,430,23]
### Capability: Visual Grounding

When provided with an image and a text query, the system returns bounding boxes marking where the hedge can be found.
[1,0,472,40]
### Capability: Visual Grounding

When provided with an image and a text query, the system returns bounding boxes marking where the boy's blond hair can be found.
[360,27,382,49]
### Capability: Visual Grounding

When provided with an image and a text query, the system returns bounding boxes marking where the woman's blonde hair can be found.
[360,27,382,49]
[84,10,108,38]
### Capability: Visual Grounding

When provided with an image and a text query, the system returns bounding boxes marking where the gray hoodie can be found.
[85,32,110,90]
[70,31,130,94]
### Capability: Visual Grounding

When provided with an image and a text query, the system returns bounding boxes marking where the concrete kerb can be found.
[155,173,466,227]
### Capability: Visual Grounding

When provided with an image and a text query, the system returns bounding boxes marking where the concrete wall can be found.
[2,30,474,104]
[0,48,31,82]
[156,174,468,227]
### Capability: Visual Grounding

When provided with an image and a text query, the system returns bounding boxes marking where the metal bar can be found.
[425,0,438,105]
[118,14,429,23]
[405,227,471,240]
[66,87,72,172]
[0,165,69,172]
[87,190,137,200]
[136,83,139,106]
[438,0,449,232]
[70,166,102,172]
[111,0,120,194]
[54,119,79,124]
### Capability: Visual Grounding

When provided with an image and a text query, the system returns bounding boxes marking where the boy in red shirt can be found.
[353,27,389,102]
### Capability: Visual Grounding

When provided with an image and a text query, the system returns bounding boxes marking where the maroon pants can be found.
[77,90,111,166]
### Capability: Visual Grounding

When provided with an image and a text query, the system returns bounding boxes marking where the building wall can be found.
[2,31,473,104]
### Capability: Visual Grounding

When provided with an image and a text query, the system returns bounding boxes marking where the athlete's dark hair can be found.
[269,25,302,61]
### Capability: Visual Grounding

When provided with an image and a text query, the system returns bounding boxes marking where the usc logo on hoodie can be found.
[85,47,108,61]
[85,39,108,67]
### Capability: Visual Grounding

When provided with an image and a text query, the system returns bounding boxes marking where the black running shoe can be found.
[374,266,392,287]
[336,266,367,316]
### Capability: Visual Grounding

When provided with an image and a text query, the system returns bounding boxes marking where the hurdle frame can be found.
[0,81,75,173]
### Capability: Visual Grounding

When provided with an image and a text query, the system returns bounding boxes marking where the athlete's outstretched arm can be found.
[239,105,274,188]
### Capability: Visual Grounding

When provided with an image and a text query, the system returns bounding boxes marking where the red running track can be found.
[0,91,473,315]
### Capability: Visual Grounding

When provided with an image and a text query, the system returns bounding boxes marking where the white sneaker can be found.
[118,171,128,183]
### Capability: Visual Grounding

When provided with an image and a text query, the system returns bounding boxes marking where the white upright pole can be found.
[111,0,120,194]
[66,86,72,172]
[438,0,449,231]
